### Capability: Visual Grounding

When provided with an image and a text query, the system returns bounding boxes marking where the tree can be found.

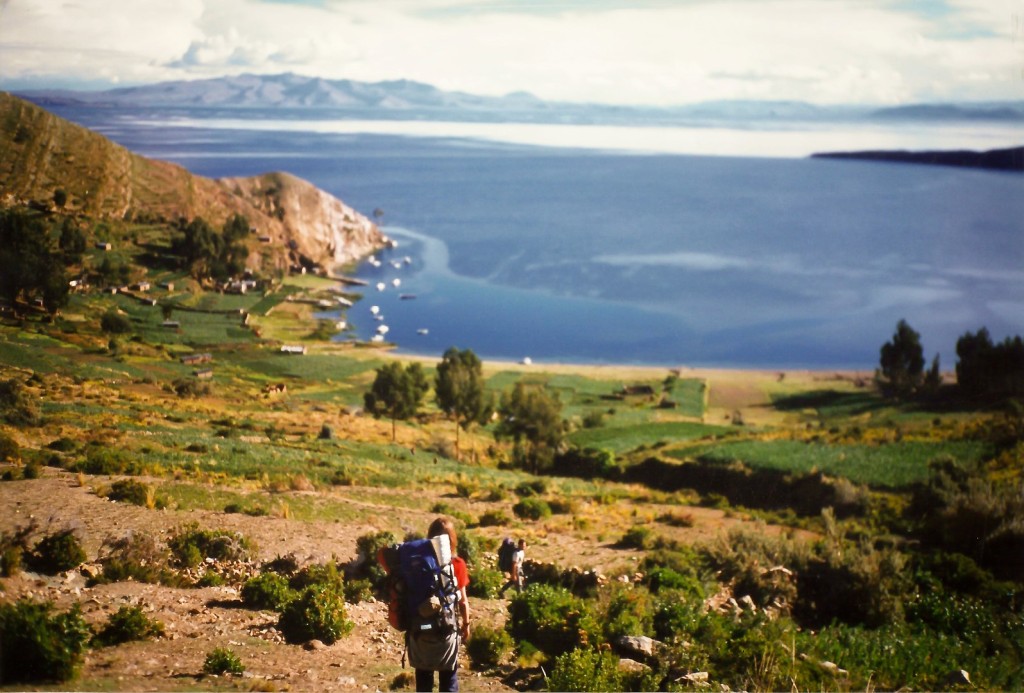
[53,188,67,209]
[0,208,68,315]
[495,381,566,474]
[434,347,492,461]
[364,361,429,441]
[956,328,1024,397]
[877,319,925,398]
[58,218,86,264]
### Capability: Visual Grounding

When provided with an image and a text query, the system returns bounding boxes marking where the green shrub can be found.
[343,578,374,604]
[0,430,21,462]
[30,529,87,574]
[106,479,163,508]
[93,532,182,587]
[0,599,91,684]
[289,561,344,592]
[23,460,41,479]
[514,479,548,497]
[0,378,41,426]
[167,523,254,568]
[47,437,78,453]
[1,544,23,577]
[466,623,513,669]
[75,447,143,476]
[467,566,505,600]
[100,310,132,334]
[513,497,552,521]
[548,648,622,692]
[278,584,354,644]
[618,525,654,550]
[354,530,397,589]
[643,565,704,598]
[92,604,164,646]
[203,647,244,676]
[602,585,654,642]
[652,592,703,643]
[478,509,511,527]
[506,584,601,658]
[242,573,296,611]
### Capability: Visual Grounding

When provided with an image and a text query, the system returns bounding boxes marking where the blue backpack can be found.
[498,537,516,573]
[378,536,459,635]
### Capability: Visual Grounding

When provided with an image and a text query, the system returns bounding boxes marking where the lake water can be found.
[55,108,1024,369]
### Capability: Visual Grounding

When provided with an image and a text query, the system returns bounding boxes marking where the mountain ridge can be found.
[0,91,385,271]
[15,73,1024,124]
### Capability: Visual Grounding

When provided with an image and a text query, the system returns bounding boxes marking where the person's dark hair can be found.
[428,517,458,555]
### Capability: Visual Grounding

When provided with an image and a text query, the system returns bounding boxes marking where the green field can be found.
[668,438,994,489]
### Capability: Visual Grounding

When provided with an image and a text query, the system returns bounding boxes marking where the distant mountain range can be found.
[13,72,1024,125]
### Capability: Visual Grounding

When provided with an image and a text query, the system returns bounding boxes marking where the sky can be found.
[0,0,1021,106]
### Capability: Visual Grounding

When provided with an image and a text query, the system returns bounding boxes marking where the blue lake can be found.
[57,108,1024,369]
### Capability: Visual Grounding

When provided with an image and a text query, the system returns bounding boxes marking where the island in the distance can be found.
[811,145,1023,172]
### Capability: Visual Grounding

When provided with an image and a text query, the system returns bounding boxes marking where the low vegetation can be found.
[0,202,1021,690]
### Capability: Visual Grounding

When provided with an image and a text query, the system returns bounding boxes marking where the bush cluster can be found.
[203,647,244,676]
[512,497,552,521]
[277,583,354,644]
[0,599,91,684]
[466,624,514,669]
[167,523,255,568]
[29,529,87,575]
[92,604,165,647]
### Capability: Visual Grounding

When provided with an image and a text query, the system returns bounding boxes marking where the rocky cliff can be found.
[0,92,385,269]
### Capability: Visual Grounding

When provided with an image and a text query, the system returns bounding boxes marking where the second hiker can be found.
[498,538,527,596]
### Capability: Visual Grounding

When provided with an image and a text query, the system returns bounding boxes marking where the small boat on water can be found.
[417,328,429,335]
[400,293,417,300]
[370,305,380,315]
[376,282,386,291]
[392,278,401,287]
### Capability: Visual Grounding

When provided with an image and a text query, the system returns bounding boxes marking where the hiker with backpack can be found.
[378,517,470,692]
[498,538,526,596]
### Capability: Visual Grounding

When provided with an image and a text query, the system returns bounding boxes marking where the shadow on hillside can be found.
[771,389,884,415]
[624,457,869,518]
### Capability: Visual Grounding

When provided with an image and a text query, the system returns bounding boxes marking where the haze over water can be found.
[67,108,1024,369]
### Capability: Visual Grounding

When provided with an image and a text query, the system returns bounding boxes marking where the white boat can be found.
[370,305,380,315]
[376,325,390,335]
[403,256,412,265]
[376,282,386,291]
[371,334,384,343]
[521,357,533,365]
[417,328,429,335]
[392,278,401,287]
[391,260,403,269]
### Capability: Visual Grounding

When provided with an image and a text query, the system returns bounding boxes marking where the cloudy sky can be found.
[0,0,1020,105]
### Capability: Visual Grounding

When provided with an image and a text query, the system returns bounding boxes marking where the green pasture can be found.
[570,421,730,454]
[668,438,994,489]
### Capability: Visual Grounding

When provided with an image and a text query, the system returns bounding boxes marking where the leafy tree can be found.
[95,256,131,287]
[364,361,429,441]
[877,319,925,398]
[434,347,492,461]
[58,218,85,264]
[956,328,1024,398]
[495,380,566,474]
[172,215,249,281]
[0,209,68,315]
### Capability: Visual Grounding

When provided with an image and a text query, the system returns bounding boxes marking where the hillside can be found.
[0,92,385,270]
[812,145,1024,172]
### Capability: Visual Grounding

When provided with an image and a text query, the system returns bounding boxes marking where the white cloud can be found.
[0,0,1019,104]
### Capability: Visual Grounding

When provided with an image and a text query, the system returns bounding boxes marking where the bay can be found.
[57,108,1024,369]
